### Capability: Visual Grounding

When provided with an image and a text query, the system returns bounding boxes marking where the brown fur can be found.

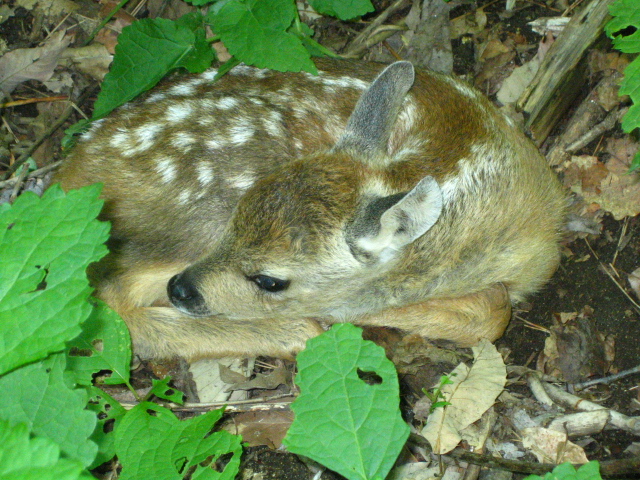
[54,58,565,359]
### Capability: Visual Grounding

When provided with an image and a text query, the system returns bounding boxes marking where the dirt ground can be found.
[1,0,640,478]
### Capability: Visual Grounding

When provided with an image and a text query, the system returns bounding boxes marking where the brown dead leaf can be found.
[565,151,640,220]
[221,365,291,392]
[421,340,506,454]
[521,427,589,464]
[450,9,487,40]
[0,30,72,96]
[475,36,516,94]
[628,267,640,301]
[60,44,112,81]
[225,410,294,448]
[595,73,625,111]
[563,155,609,192]
[589,50,631,76]
[538,307,611,383]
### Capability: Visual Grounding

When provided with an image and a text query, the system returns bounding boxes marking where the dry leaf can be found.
[629,267,640,300]
[190,357,253,402]
[521,427,589,464]
[0,30,71,95]
[388,462,441,480]
[223,366,290,392]
[565,151,640,219]
[497,56,540,105]
[450,9,487,40]
[226,410,294,448]
[420,339,506,454]
[60,44,112,80]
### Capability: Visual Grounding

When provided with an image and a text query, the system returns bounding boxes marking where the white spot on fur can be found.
[200,69,219,81]
[168,83,196,96]
[294,140,304,151]
[228,172,255,191]
[166,103,194,123]
[126,123,162,155]
[397,99,419,131]
[206,137,225,150]
[109,130,129,148]
[362,177,393,197]
[197,163,214,185]
[263,111,283,137]
[445,77,478,98]
[178,189,192,205]
[310,75,369,90]
[229,118,255,145]
[231,65,270,78]
[81,118,106,141]
[145,92,167,103]
[217,97,239,110]
[156,157,177,183]
[172,132,196,149]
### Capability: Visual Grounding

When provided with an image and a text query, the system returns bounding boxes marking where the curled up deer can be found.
[55,58,565,359]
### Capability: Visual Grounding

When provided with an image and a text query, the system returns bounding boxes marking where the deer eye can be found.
[248,274,290,293]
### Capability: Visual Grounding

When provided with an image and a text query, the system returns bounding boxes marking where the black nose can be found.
[168,272,205,313]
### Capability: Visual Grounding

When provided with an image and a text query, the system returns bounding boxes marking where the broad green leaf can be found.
[92,12,215,119]
[66,299,131,386]
[115,403,242,480]
[0,353,98,467]
[606,0,640,170]
[208,0,317,73]
[523,461,602,480]
[309,0,374,21]
[0,420,92,480]
[0,184,108,376]
[150,376,185,404]
[85,387,128,469]
[283,323,409,480]
[606,0,640,54]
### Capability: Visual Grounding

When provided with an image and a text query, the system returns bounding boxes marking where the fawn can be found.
[55,58,565,359]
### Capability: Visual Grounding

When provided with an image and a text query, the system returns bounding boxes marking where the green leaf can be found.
[92,12,215,119]
[86,386,128,469]
[150,377,185,404]
[283,323,409,480]
[115,403,242,480]
[606,0,640,54]
[309,0,374,21]
[207,0,317,73]
[606,0,640,171]
[523,461,602,480]
[0,184,109,376]
[66,299,131,386]
[0,420,92,480]
[619,55,640,132]
[184,0,215,7]
[0,353,98,467]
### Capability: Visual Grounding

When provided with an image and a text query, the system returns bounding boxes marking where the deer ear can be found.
[335,61,415,163]
[351,176,443,263]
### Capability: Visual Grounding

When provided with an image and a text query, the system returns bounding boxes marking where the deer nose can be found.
[168,272,206,314]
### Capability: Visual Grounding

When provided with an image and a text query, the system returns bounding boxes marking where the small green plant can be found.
[422,373,456,413]
[606,0,640,172]
[523,461,602,480]
[83,0,373,123]
[0,185,242,479]
[284,324,410,480]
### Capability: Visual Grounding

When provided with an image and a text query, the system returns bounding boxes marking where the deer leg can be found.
[354,283,512,346]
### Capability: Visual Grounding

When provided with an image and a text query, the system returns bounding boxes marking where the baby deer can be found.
[55,58,565,359]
